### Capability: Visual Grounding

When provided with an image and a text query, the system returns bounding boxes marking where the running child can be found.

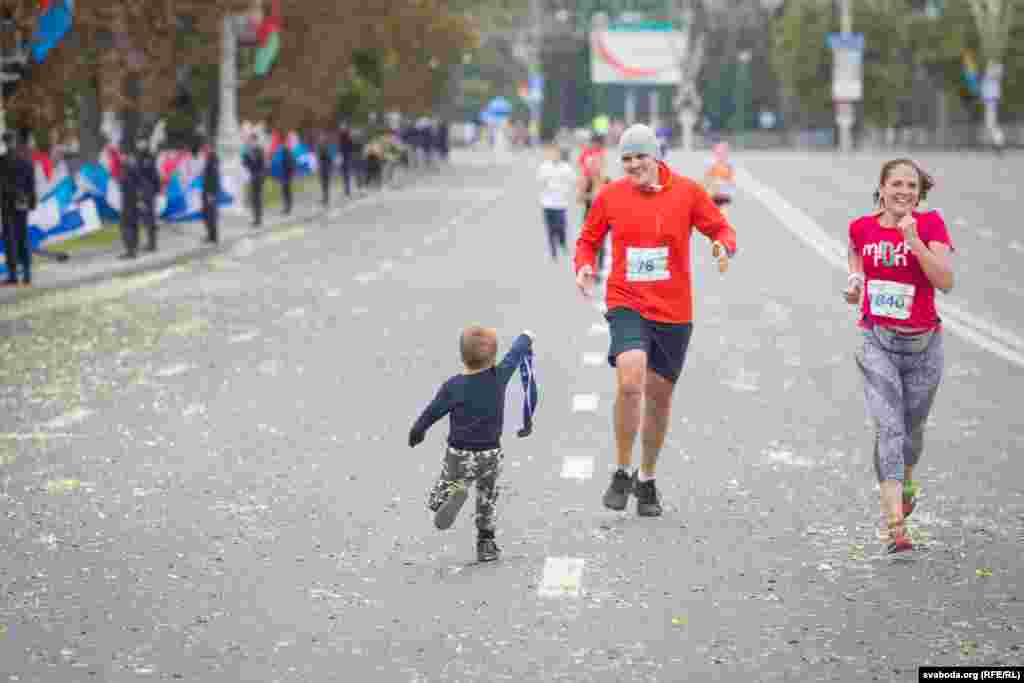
[409,327,536,562]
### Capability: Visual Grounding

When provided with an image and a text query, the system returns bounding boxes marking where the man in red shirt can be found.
[574,124,737,516]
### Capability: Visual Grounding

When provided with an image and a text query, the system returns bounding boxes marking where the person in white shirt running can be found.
[536,145,577,262]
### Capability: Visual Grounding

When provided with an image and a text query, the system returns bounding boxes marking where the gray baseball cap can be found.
[618,124,658,159]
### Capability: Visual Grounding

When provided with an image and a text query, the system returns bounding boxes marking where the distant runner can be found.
[702,142,736,212]
[536,145,577,262]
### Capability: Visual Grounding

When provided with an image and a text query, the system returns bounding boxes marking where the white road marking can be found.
[1,432,78,441]
[155,363,192,378]
[167,319,206,336]
[229,331,260,344]
[46,479,81,494]
[560,456,595,480]
[378,260,395,272]
[208,256,241,270]
[762,448,815,468]
[582,352,605,367]
[572,394,600,412]
[354,272,378,284]
[539,557,586,598]
[42,408,93,430]
[588,323,609,336]
[738,166,1024,369]
[182,404,205,418]
[266,226,307,243]
[722,369,760,393]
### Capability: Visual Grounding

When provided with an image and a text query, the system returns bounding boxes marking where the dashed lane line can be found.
[560,456,595,480]
[572,394,600,413]
[538,557,586,598]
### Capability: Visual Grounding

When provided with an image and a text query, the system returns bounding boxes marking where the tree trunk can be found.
[77,77,104,164]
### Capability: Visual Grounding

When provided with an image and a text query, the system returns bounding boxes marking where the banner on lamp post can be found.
[827,32,864,102]
[982,63,1003,102]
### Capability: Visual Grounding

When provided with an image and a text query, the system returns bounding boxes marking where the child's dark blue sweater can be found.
[409,334,532,450]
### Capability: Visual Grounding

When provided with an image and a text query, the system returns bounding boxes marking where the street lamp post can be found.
[734,49,752,143]
[0,9,28,142]
[217,12,254,215]
[834,0,857,154]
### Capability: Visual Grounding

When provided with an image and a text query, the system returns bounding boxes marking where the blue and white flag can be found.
[270,131,317,180]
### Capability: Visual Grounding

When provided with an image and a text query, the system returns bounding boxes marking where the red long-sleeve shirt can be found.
[574,161,737,324]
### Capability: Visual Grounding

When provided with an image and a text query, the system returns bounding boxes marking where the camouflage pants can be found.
[427,446,503,533]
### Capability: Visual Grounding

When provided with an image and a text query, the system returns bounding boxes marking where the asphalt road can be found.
[1,147,1021,682]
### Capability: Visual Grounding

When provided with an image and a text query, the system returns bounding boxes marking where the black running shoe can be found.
[634,473,663,517]
[602,469,633,511]
[477,537,500,562]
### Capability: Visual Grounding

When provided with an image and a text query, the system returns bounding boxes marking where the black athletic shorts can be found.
[605,307,694,383]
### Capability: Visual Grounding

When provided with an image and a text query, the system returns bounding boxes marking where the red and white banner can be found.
[590,29,684,85]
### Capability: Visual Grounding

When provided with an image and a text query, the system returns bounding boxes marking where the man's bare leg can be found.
[640,371,675,477]
[613,350,647,470]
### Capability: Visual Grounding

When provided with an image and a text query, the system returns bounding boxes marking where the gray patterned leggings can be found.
[855,327,944,483]
[427,446,503,533]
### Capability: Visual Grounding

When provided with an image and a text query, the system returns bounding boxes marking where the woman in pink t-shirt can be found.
[843,159,954,554]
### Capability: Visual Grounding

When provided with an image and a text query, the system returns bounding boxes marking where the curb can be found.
[0,171,432,307]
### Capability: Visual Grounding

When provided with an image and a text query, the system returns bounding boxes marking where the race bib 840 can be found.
[867,280,915,320]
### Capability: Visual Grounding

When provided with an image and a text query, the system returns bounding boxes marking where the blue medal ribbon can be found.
[516,350,538,438]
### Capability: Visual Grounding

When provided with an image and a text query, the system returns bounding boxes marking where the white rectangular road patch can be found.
[582,352,605,367]
[572,394,600,413]
[42,408,94,430]
[588,323,609,336]
[560,456,594,480]
[539,557,586,598]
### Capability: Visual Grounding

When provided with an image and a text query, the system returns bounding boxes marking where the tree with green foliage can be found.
[770,0,833,128]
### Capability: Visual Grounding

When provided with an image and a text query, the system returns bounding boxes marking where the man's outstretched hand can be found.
[712,241,730,274]
[576,264,596,298]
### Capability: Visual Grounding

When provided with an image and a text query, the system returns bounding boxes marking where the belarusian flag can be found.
[254,0,281,76]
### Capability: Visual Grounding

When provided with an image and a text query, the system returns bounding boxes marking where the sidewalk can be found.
[0,168,427,306]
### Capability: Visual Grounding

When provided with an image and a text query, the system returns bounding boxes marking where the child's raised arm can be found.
[496,332,534,385]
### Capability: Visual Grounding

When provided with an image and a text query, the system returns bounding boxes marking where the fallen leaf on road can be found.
[976,568,993,577]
